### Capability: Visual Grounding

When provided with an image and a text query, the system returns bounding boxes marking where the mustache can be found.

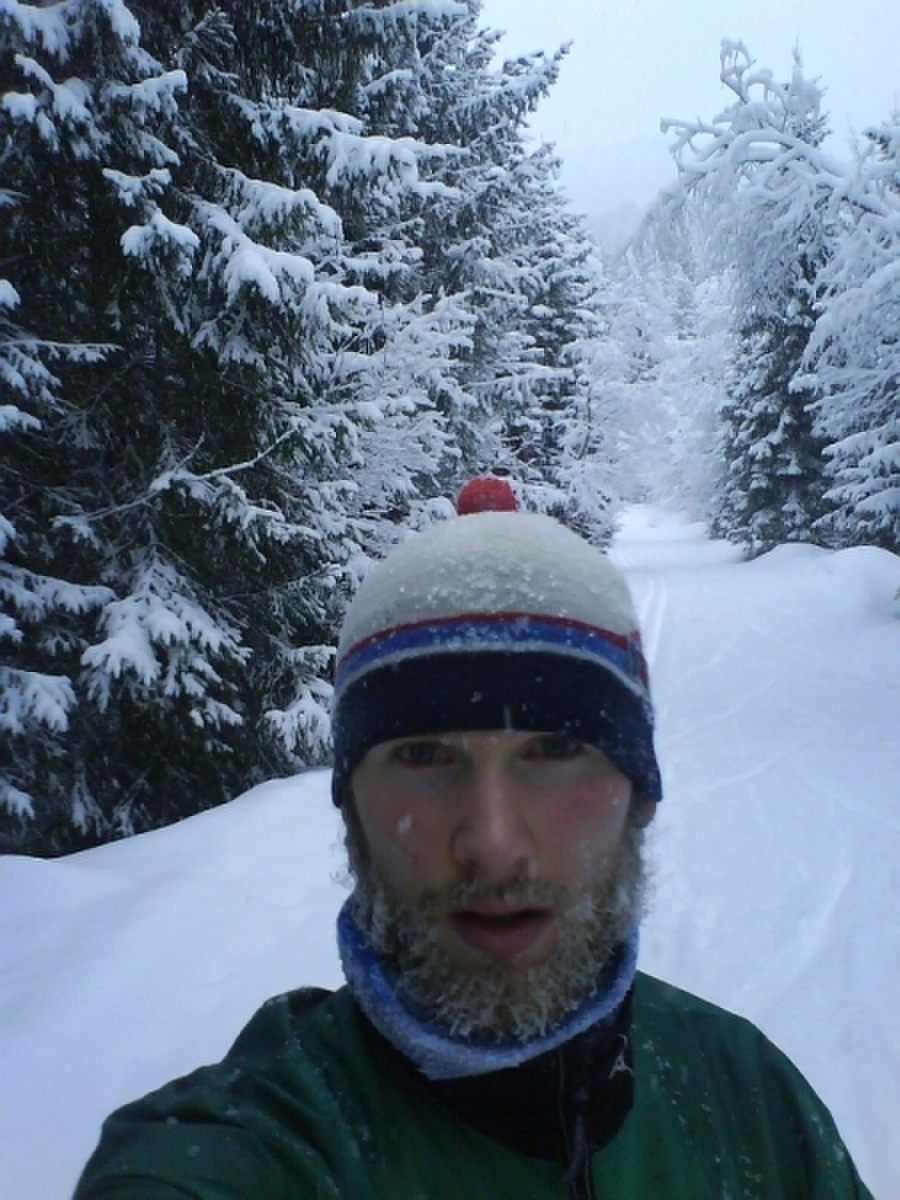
[415,875,572,915]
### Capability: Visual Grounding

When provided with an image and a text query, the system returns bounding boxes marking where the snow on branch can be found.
[0,397,43,430]
[0,665,76,737]
[81,558,247,727]
[105,68,187,114]
[660,40,848,198]
[0,779,34,820]
[263,645,334,760]
[102,166,172,206]
[325,131,420,189]
[8,0,140,57]
[6,0,72,58]
[121,208,200,271]
[91,0,143,44]
[0,566,113,625]
[223,170,341,239]
[348,0,468,35]
[240,100,363,143]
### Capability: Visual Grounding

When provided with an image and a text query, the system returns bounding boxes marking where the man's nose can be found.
[449,765,533,880]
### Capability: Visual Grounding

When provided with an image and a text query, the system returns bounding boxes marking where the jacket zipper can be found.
[559,1045,596,1200]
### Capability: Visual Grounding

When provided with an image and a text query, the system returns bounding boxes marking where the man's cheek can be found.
[539,800,629,874]
[555,781,630,834]
[370,815,447,889]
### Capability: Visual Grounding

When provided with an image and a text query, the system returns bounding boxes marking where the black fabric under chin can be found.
[423,986,635,1167]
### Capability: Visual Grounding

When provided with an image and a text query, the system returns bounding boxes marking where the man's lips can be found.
[448,906,553,956]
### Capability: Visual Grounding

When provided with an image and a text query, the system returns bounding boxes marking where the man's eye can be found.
[530,734,583,760]
[394,741,452,766]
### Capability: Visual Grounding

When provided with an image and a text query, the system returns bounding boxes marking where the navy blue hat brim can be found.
[331,650,661,807]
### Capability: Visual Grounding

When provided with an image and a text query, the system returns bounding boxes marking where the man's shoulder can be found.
[74,986,390,1198]
[610,974,873,1198]
[235,983,346,1032]
[226,983,363,1064]
[633,970,766,1034]
[630,971,789,1075]
[630,970,820,1110]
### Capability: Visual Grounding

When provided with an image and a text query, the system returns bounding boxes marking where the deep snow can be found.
[1,508,898,1198]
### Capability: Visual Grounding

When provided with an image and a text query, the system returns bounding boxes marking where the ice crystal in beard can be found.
[350,824,646,1042]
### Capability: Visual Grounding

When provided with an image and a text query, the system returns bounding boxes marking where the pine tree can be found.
[664,43,839,553]
[378,1,569,485]
[0,247,114,834]
[0,0,459,852]
[801,117,900,551]
[522,177,620,538]
[484,144,609,531]
[1,0,222,850]
[715,305,827,553]
[586,198,731,522]
[2,0,596,852]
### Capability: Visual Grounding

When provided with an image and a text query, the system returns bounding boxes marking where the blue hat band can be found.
[331,631,660,807]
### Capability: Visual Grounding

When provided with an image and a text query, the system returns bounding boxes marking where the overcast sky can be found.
[480,0,900,216]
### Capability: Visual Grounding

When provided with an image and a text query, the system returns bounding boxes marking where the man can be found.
[74,477,871,1199]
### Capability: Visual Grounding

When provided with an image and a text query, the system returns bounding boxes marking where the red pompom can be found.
[456,475,519,515]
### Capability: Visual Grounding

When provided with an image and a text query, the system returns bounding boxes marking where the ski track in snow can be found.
[612,507,900,1200]
[1,506,898,1199]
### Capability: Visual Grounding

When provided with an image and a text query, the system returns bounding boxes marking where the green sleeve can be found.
[71,1048,347,1200]
[757,1031,874,1199]
[72,1112,303,1200]
[73,992,342,1200]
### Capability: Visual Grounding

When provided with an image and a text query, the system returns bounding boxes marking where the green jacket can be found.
[74,973,872,1199]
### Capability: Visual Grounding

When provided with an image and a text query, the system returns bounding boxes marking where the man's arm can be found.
[72,1112,298,1200]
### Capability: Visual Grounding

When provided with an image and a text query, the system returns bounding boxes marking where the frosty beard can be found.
[345,809,648,1042]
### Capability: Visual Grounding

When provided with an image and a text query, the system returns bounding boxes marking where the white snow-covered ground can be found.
[1,508,898,1199]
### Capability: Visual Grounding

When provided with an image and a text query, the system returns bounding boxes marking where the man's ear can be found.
[341,786,371,875]
[631,794,657,829]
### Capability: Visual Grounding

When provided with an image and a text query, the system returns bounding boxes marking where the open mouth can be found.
[448,907,553,956]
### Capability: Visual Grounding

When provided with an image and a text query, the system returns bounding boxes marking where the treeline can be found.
[3,13,897,856]
[1,0,606,854]
[616,43,899,556]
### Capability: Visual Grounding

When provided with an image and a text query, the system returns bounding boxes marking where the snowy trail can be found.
[1,507,898,1200]
[611,509,900,1199]
[608,508,743,678]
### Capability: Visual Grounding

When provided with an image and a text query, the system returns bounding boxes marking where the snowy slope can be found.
[1,509,898,1199]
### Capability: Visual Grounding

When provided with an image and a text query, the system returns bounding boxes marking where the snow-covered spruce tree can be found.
[492,144,618,539]
[303,0,477,548]
[143,0,470,750]
[0,0,460,853]
[0,0,216,851]
[369,1,575,491]
[578,196,730,525]
[623,194,733,519]
[664,44,838,554]
[800,118,900,551]
[334,1,618,538]
[515,186,637,542]
[0,214,116,839]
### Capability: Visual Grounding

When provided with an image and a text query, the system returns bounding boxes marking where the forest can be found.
[2,0,898,854]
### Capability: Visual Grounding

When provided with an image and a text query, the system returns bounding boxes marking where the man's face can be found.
[347,730,655,1039]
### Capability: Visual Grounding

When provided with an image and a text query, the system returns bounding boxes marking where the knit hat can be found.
[331,478,661,806]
